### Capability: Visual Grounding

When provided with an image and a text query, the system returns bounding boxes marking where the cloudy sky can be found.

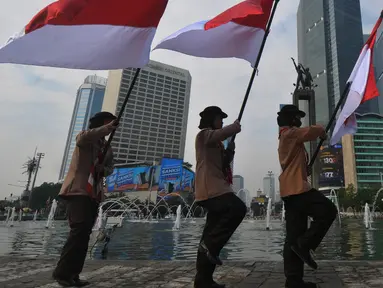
[0,0,380,199]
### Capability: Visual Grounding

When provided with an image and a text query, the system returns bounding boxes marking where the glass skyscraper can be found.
[58,75,107,182]
[297,0,364,126]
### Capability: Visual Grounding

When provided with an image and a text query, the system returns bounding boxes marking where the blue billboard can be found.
[181,169,195,192]
[106,166,152,192]
[158,158,183,193]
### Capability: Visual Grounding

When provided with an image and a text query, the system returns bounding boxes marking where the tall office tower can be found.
[297,0,364,127]
[59,75,107,181]
[102,60,191,164]
[232,175,245,193]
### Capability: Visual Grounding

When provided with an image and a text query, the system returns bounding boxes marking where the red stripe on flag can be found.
[204,0,272,31]
[25,0,168,34]
[361,15,382,103]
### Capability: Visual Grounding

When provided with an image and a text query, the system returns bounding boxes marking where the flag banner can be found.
[154,0,273,67]
[0,0,168,69]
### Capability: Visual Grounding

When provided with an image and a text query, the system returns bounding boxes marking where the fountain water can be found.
[5,207,11,223]
[8,207,16,227]
[45,199,57,229]
[266,198,272,230]
[93,206,107,231]
[371,188,383,216]
[364,203,372,229]
[281,202,285,223]
[328,189,342,225]
[18,209,22,222]
[33,211,38,222]
[173,205,181,230]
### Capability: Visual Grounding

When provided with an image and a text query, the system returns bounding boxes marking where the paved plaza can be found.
[0,257,383,287]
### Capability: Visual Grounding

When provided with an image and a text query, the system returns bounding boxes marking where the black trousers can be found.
[54,196,98,280]
[195,193,247,283]
[283,189,337,286]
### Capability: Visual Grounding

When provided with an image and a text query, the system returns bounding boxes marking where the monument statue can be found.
[291,58,315,90]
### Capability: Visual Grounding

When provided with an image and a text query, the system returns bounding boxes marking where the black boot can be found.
[198,242,222,266]
[195,251,225,288]
[291,243,317,270]
[73,276,90,287]
[285,280,317,288]
[52,272,76,287]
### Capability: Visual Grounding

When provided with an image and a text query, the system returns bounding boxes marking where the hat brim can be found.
[277,110,306,117]
[199,111,228,119]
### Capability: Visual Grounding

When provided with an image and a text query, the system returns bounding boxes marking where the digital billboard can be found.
[318,144,345,188]
[106,166,153,192]
[158,158,183,196]
[181,169,195,192]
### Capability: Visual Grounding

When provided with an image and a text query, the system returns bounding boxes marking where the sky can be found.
[0,0,380,200]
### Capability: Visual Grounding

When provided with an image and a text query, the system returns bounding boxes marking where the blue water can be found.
[1,218,383,261]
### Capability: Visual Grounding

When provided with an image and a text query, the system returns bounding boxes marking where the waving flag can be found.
[154,0,273,67]
[0,0,168,70]
[330,12,382,145]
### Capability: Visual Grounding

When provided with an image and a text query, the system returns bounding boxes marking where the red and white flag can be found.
[330,13,382,145]
[0,0,168,70]
[154,0,273,67]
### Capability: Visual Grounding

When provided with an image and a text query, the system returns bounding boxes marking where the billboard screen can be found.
[158,158,183,195]
[318,144,345,188]
[181,169,195,192]
[106,166,153,192]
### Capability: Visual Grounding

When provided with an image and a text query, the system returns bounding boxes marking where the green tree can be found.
[29,182,62,210]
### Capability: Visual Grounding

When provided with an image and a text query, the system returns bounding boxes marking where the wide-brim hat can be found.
[277,105,306,118]
[90,111,117,122]
[199,106,228,119]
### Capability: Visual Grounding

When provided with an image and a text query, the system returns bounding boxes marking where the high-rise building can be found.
[59,75,107,181]
[232,175,244,193]
[102,60,191,164]
[297,0,363,127]
[342,113,383,190]
[263,171,276,203]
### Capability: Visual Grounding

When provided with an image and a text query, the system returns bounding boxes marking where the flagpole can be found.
[102,68,141,159]
[231,0,280,143]
[308,81,352,167]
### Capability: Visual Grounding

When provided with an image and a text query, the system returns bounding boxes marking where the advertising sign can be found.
[158,158,183,195]
[318,144,345,188]
[181,169,195,192]
[106,166,152,192]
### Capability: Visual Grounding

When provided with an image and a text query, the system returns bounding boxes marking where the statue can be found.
[291,58,315,90]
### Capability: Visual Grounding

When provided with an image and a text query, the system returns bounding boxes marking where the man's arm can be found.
[76,121,117,146]
[293,125,326,143]
[202,121,241,145]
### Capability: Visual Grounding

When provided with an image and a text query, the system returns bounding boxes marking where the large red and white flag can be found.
[330,13,382,145]
[154,0,273,67]
[0,0,168,70]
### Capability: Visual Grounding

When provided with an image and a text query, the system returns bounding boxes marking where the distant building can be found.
[342,113,383,190]
[263,172,276,203]
[232,175,244,193]
[58,75,107,182]
[102,60,191,164]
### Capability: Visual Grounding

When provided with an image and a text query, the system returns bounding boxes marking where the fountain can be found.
[45,199,57,229]
[371,188,383,216]
[18,209,22,222]
[281,202,285,223]
[8,207,16,227]
[5,207,11,223]
[364,203,372,229]
[328,189,342,225]
[93,206,107,231]
[33,211,38,222]
[266,198,272,230]
[173,205,181,230]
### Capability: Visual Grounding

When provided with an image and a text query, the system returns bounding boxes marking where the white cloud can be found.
[0,0,378,199]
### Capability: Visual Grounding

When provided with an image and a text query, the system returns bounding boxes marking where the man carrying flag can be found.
[277,105,337,288]
[54,112,117,287]
[330,11,382,145]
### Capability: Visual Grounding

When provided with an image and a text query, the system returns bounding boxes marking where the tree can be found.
[29,182,62,210]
